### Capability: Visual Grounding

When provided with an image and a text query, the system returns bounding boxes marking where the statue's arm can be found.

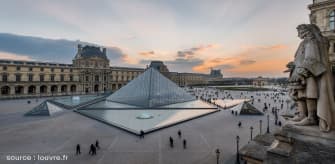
[299,39,326,77]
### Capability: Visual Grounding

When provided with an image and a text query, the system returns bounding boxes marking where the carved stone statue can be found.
[286,24,335,132]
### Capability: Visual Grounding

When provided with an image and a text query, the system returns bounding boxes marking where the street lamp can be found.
[250,126,254,140]
[286,99,290,111]
[236,135,240,164]
[267,114,270,133]
[216,149,220,164]
[275,109,278,125]
[259,120,262,135]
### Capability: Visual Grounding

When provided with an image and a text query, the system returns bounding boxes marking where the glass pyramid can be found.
[25,101,64,116]
[230,101,263,115]
[106,68,196,108]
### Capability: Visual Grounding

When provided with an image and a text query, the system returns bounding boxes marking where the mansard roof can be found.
[77,45,108,59]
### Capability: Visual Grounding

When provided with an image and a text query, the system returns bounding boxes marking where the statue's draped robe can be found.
[293,36,335,132]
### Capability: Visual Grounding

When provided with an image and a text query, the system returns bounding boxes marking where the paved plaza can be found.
[0,88,288,164]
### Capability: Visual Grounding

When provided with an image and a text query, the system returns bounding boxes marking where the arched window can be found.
[330,10,335,30]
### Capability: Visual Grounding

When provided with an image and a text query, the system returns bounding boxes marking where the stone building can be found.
[210,68,223,78]
[148,60,209,86]
[309,0,335,70]
[149,61,169,72]
[0,45,213,99]
[0,45,144,99]
[168,72,209,86]
[252,76,268,87]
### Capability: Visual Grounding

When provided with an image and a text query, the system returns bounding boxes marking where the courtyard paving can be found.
[0,88,289,164]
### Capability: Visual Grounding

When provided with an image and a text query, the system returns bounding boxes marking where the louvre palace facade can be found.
[0,44,213,99]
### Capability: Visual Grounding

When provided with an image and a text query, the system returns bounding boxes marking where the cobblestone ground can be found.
[0,87,290,164]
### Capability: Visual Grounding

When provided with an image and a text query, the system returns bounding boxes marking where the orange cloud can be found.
[139,51,155,57]
[121,54,138,64]
[0,51,32,61]
[192,44,291,77]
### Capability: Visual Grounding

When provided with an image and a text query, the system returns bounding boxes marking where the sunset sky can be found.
[0,0,312,77]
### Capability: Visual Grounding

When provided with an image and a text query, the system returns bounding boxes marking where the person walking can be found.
[92,144,97,155]
[76,144,81,155]
[169,137,174,148]
[95,140,100,150]
[89,144,96,155]
[140,130,144,139]
[183,139,187,149]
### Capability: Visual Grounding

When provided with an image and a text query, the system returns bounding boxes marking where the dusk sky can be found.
[0,0,312,77]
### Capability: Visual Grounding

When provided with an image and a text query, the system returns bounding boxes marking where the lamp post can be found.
[259,120,262,135]
[286,99,290,111]
[236,135,240,164]
[216,149,220,164]
[250,126,254,140]
[267,114,270,133]
[275,109,278,125]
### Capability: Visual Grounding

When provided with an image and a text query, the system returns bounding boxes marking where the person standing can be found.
[183,139,187,149]
[177,130,182,138]
[76,144,81,155]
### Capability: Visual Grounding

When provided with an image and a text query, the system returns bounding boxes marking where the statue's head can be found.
[296,24,323,40]
[296,24,310,39]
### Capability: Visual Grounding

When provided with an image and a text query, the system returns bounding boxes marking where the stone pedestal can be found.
[240,124,335,164]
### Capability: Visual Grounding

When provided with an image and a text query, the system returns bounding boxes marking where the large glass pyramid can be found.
[106,68,196,108]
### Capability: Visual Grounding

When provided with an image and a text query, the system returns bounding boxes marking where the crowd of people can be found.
[169,130,187,149]
[76,140,100,156]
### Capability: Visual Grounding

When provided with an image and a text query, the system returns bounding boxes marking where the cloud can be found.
[177,44,218,59]
[0,33,126,64]
[192,44,290,77]
[139,51,155,57]
[0,51,32,61]
[240,59,256,65]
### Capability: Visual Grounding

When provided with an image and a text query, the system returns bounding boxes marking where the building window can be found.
[29,67,33,71]
[70,75,73,82]
[3,66,7,71]
[51,68,54,72]
[70,68,73,72]
[15,74,21,82]
[50,75,55,81]
[331,10,335,31]
[28,74,33,82]
[16,66,21,71]
[40,75,44,82]
[61,68,64,72]
[40,67,44,71]
[2,74,8,82]
[95,75,99,82]
[86,76,89,82]
[60,75,64,81]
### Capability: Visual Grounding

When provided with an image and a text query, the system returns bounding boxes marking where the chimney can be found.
[103,48,106,55]
[78,44,82,53]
